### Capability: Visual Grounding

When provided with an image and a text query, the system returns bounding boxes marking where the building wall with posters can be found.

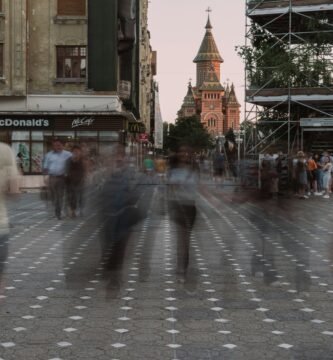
[0,0,155,185]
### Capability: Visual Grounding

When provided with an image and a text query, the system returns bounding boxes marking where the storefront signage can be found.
[128,122,145,133]
[139,133,149,142]
[0,118,50,128]
[0,114,125,131]
[71,117,95,128]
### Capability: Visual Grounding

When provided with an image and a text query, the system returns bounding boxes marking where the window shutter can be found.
[58,0,86,16]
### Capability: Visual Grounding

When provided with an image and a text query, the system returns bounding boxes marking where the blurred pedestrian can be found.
[314,153,323,194]
[66,145,86,218]
[306,153,317,195]
[322,156,332,199]
[0,142,19,285]
[295,151,308,199]
[99,146,144,295]
[16,152,24,174]
[143,152,155,183]
[168,145,198,279]
[154,155,167,184]
[43,138,72,219]
[212,150,225,185]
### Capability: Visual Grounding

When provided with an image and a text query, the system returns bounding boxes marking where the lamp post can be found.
[234,129,244,178]
[215,133,225,153]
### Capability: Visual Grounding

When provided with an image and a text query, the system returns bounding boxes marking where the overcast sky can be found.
[148,0,246,124]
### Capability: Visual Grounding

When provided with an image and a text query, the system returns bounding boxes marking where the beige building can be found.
[0,0,155,186]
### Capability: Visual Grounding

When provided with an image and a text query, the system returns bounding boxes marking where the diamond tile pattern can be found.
[1,190,333,360]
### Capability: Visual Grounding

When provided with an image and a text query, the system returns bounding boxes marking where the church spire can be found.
[193,8,223,64]
[205,7,212,30]
[226,83,241,106]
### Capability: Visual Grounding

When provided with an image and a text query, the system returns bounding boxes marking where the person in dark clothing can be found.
[168,146,198,279]
[66,145,86,218]
[212,150,225,184]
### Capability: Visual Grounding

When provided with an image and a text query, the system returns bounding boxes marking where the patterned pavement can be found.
[1,185,333,360]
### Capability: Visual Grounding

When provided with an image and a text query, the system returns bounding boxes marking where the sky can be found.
[148,0,246,124]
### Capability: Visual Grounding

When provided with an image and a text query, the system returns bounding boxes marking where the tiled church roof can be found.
[193,15,223,63]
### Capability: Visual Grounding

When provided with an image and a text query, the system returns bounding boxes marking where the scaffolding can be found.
[243,0,333,157]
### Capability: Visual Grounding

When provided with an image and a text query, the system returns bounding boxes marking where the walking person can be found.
[43,138,72,219]
[167,145,198,280]
[66,145,87,218]
[0,142,19,285]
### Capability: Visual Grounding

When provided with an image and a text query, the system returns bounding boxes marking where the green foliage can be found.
[164,115,214,152]
[236,21,333,89]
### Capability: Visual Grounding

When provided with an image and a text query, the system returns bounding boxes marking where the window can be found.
[0,44,3,77]
[56,46,86,79]
[57,0,86,16]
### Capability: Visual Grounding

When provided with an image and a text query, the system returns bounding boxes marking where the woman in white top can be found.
[322,156,332,199]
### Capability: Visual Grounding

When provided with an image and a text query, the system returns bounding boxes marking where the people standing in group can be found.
[43,138,72,219]
[65,145,87,218]
[0,142,19,285]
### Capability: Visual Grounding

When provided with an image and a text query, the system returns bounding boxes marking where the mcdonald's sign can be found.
[128,121,145,133]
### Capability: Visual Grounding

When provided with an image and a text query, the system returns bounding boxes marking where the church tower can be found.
[178,9,240,135]
[193,11,223,88]
[223,83,241,133]
[199,64,224,135]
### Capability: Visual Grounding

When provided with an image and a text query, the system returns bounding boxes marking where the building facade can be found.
[0,0,155,185]
[178,13,240,136]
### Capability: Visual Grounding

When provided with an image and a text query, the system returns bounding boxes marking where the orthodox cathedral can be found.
[178,12,241,136]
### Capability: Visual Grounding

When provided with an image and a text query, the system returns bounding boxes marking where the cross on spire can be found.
[205,7,213,30]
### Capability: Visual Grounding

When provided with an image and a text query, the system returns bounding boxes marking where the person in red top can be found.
[306,153,319,195]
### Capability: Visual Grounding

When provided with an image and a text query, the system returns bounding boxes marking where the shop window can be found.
[57,0,86,16]
[0,44,3,77]
[56,46,86,79]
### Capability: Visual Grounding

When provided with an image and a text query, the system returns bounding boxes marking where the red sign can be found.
[139,133,149,142]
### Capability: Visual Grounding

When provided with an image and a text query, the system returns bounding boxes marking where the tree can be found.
[164,115,213,152]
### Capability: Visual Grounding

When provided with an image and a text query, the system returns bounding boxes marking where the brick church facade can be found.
[178,13,240,136]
